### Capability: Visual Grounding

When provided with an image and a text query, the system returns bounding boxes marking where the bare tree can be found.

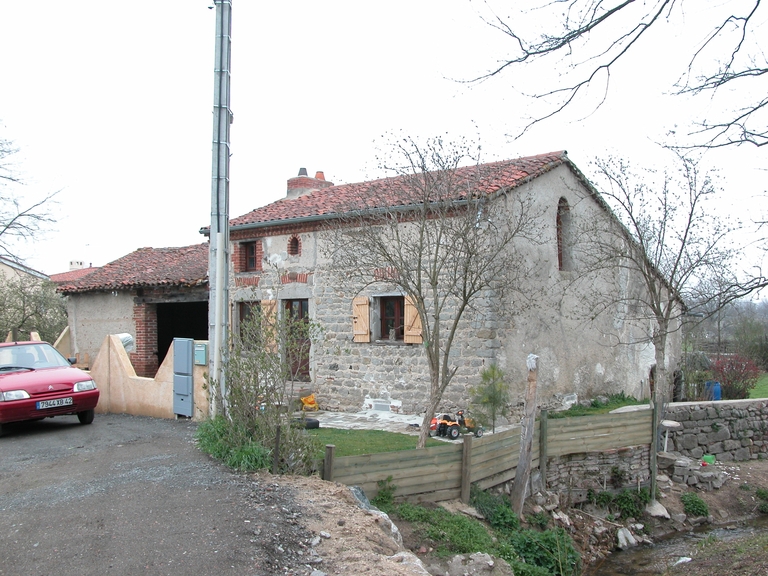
[474,0,766,148]
[324,136,543,448]
[1,132,58,260]
[569,152,762,404]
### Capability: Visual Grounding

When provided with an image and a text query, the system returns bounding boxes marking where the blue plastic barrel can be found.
[705,381,722,401]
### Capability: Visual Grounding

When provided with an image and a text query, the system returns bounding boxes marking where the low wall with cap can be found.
[664,399,768,461]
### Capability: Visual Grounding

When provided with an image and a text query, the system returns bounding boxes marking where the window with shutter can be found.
[352,296,370,343]
[404,296,423,344]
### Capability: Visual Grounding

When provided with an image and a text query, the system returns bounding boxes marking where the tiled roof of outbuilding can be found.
[57,244,209,294]
[49,267,99,284]
[228,151,568,230]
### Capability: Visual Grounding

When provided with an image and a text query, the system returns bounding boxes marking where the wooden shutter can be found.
[352,296,370,343]
[404,296,423,344]
[260,299,277,350]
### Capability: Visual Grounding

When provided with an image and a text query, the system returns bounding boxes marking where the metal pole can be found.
[209,0,232,417]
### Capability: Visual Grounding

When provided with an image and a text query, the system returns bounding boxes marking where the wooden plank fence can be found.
[322,409,653,503]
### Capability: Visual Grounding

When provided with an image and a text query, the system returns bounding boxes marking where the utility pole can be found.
[209,0,232,417]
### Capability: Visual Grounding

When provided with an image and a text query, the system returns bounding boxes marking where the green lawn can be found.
[308,427,443,457]
[750,373,768,399]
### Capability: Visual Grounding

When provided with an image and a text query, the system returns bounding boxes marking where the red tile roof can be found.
[49,267,99,284]
[57,244,209,294]
[229,151,568,230]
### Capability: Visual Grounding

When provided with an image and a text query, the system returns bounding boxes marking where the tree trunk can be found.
[511,354,538,517]
[417,376,443,449]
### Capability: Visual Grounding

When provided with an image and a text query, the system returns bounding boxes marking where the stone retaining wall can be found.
[544,445,651,501]
[664,399,768,462]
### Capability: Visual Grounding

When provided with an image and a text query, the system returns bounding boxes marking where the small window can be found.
[380,296,404,341]
[287,235,301,256]
[245,241,260,271]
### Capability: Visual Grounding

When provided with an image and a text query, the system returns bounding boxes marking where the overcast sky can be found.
[0,1,764,276]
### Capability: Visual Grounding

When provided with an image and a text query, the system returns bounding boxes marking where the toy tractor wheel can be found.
[475,428,484,438]
[448,425,460,440]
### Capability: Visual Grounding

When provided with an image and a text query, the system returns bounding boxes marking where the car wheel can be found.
[448,425,460,440]
[77,409,95,425]
[0,423,6,437]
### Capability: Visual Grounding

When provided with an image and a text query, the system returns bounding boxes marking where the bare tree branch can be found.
[0,133,59,261]
[474,0,767,148]
[565,151,765,402]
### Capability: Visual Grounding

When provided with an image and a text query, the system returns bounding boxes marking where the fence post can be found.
[539,409,548,490]
[650,402,658,501]
[323,444,336,482]
[461,435,473,503]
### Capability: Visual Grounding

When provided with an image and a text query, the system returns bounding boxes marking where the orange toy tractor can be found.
[429,409,484,439]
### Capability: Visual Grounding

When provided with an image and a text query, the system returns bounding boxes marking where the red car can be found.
[0,341,99,436]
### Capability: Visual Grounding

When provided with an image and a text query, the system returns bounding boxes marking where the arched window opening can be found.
[288,235,301,256]
[557,198,572,271]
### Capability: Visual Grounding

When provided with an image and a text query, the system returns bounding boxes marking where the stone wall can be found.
[544,446,651,502]
[664,399,768,462]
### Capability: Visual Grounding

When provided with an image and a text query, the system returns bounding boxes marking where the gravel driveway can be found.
[0,413,315,576]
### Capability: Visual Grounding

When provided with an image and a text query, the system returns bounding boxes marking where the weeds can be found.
[527,511,550,530]
[681,492,709,517]
[371,476,397,513]
[388,485,580,576]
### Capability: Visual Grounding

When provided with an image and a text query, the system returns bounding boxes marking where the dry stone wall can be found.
[664,399,768,462]
[544,446,651,502]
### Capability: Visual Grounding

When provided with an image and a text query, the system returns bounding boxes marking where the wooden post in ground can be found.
[511,353,538,517]
[539,408,548,491]
[323,444,336,481]
[460,435,473,503]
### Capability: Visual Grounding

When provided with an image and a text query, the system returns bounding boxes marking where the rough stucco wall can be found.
[92,334,209,421]
[67,291,135,364]
[230,164,682,415]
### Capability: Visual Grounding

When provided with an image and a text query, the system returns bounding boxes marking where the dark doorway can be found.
[157,301,208,366]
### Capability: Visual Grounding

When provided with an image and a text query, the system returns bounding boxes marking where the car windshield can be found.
[0,343,71,370]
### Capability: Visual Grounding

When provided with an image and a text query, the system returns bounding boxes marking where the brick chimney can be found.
[287,168,334,199]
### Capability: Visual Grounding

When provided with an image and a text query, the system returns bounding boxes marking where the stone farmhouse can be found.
[215,151,682,414]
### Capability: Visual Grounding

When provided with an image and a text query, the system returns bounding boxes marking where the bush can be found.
[198,303,323,474]
[469,485,520,534]
[195,416,272,471]
[711,355,761,399]
[505,528,581,576]
[681,492,709,517]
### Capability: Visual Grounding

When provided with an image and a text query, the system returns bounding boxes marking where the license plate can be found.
[36,397,73,410]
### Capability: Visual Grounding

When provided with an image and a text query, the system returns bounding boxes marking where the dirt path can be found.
[0,414,315,576]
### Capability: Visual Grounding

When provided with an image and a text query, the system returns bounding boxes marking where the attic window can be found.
[287,235,301,256]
